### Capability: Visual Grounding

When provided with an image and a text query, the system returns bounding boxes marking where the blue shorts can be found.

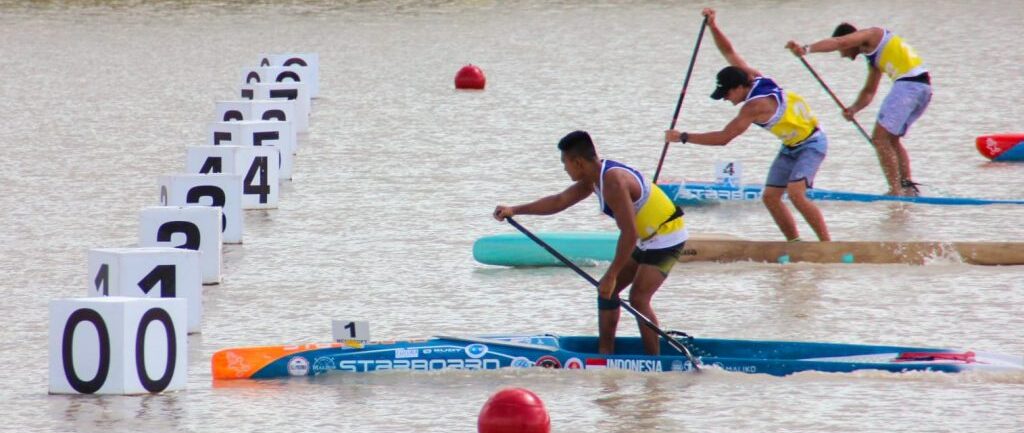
[878,80,932,137]
[765,131,827,188]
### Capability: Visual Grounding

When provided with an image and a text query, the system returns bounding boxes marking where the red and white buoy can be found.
[455,64,486,90]
[477,387,550,433]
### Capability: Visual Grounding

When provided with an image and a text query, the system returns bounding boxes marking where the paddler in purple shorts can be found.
[787,23,932,197]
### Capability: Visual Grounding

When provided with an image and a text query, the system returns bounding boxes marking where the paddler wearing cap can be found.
[665,8,830,242]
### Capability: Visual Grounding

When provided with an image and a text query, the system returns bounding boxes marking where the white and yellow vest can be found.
[595,160,688,250]
[865,29,927,81]
[746,77,820,147]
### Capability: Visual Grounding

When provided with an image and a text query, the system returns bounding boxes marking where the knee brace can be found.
[597,295,621,310]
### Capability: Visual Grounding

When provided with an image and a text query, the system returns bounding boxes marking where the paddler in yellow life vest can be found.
[787,23,932,197]
[665,8,830,242]
[493,130,688,356]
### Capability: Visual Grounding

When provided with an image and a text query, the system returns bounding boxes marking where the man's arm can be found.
[786,28,877,56]
[704,8,761,78]
[597,170,639,299]
[846,66,882,117]
[665,99,765,146]
[493,181,592,221]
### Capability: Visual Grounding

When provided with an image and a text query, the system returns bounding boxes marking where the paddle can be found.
[652,15,709,184]
[505,217,701,370]
[796,55,873,143]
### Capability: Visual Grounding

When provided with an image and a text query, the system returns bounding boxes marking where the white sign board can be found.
[49,297,187,395]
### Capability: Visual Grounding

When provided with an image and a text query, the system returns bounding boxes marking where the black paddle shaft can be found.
[653,16,709,184]
[505,217,700,369]
[798,55,873,143]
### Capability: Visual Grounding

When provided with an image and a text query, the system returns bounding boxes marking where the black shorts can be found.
[631,241,685,276]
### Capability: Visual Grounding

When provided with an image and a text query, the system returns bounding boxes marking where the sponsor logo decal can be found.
[465,344,488,359]
[535,355,561,369]
[986,137,999,154]
[564,357,584,369]
[708,362,757,373]
[510,357,533,368]
[395,348,418,359]
[312,357,335,375]
[337,358,502,372]
[225,351,252,377]
[287,356,310,376]
[587,358,664,372]
[687,187,761,201]
[426,347,462,353]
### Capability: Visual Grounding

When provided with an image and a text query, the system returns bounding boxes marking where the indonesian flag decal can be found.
[585,358,607,370]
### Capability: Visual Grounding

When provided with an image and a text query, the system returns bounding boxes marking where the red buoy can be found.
[455,64,486,90]
[477,387,550,433]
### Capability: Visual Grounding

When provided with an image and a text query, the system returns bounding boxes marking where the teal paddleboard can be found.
[473,232,617,266]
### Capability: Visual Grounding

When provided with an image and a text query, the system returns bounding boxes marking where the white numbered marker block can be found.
[258,52,319,98]
[186,145,281,208]
[241,66,316,100]
[207,120,295,179]
[714,161,743,187]
[88,247,202,334]
[138,206,223,285]
[332,320,370,342]
[49,297,187,395]
[159,174,243,244]
[239,82,310,133]
[214,99,302,138]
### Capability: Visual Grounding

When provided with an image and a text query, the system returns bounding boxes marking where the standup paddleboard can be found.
[977,133,1024,161]
[659,181,1024,206]
[474,232,1024,266]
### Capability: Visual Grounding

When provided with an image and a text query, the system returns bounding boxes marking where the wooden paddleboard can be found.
[680,239,1024,265]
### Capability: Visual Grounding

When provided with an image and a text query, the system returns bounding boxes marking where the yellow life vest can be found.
[748,77,820,147]
[596,160,687,248]
[867,30,927,81]
[635,181,684,241]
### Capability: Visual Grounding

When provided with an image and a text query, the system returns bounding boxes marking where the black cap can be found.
[710,66,749,100]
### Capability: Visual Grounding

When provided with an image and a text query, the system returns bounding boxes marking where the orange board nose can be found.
[211,341,363,380]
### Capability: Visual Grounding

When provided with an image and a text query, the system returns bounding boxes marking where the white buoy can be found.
[241,66,317,99]
[49,297,187,395]
[87,247,202,334]
[158,174,243,244]
[714,160,743,187]
[214,99,302,139]
[186,145,281,207]
[207,120,295,178]
[238,82,310,133]
[331,320,371,342]
[257,52,319,98]
[138,206,223,285]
